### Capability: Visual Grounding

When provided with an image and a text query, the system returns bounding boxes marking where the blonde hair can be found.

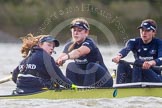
[20,33,45,58]
[68,17,90,52]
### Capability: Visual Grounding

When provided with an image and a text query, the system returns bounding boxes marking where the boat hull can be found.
[0,87,162,99]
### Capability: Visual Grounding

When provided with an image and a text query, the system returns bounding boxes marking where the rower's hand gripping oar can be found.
[119,60,162,71]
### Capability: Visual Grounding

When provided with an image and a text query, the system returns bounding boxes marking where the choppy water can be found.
[0,43,162,108]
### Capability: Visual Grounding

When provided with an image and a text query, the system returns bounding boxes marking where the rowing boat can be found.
[1,60,162,99]
[0,82,162,99]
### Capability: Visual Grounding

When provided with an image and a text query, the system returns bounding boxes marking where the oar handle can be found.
[119,60,162,71]
[152,65,162,71]
[119,60,135,65]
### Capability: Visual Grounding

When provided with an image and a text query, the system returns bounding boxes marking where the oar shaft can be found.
[0,75,12,84]
[119,60,162,71]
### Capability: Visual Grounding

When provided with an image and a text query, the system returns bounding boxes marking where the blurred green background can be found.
[0,0,162,44]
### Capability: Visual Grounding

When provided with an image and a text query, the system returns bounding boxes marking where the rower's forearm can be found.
[68,49,81,59]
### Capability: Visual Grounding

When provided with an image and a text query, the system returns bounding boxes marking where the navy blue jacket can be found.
[63,38,108,70]
[119,37,162,66]
[12,47,72,89]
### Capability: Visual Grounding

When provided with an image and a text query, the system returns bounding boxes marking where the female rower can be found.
[12,34,73,94]
[57,17,113,87]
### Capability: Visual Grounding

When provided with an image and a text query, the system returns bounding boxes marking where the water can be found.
[0,43,162,108]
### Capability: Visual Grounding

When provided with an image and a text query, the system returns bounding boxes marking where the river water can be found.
[0,43,162,108]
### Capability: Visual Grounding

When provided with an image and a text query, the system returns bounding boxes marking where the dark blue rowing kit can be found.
[117,37,162,83]
[63,37,113,87]
[12,47,72,94]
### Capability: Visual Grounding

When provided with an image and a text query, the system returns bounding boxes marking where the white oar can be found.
[0,75,12,84]
[59,85,96,91]
[76,85,96,89]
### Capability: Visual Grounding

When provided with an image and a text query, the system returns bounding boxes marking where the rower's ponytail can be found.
[68,41,76,52]
[20,33,42,58]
